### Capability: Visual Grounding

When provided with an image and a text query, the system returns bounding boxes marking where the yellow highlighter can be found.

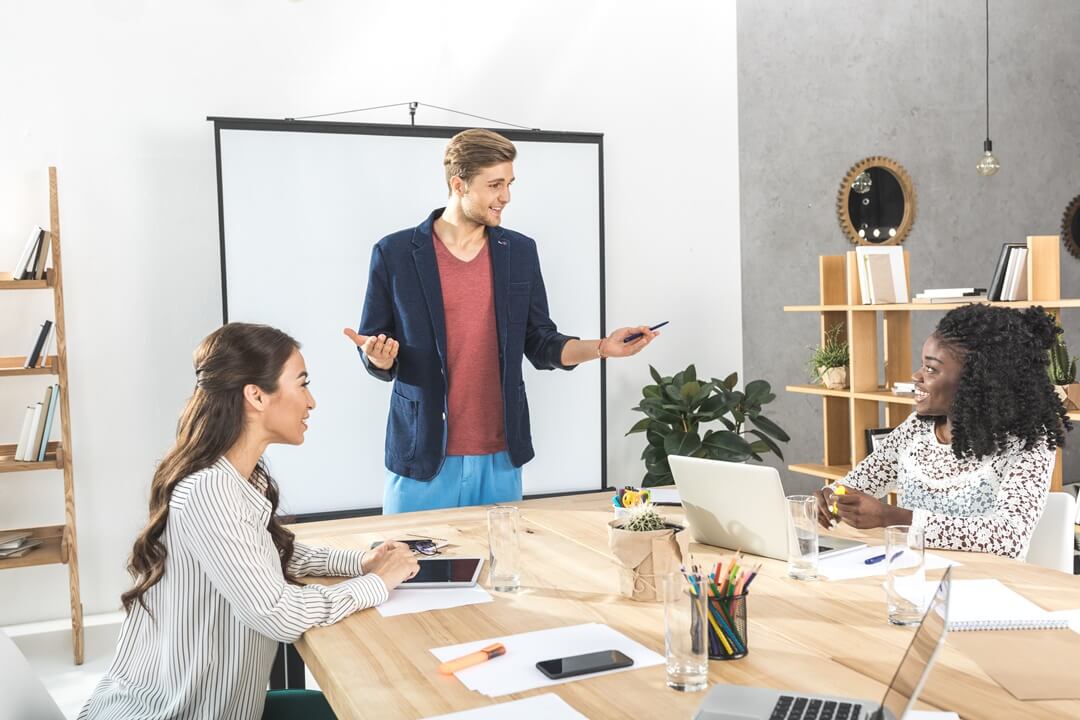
[830,484,847,515]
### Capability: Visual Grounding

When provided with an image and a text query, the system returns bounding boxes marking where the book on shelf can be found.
[1001,247,1028,302]
[24,320,53,368]
[855,246,908,304]
[30,386,53,459]
[892,382,916,394]
[912,295,988,304]
[915,288,986,298]
[14,405,36,461]
[0,538,43,559]
[987,243,1026,301]
[38,323,55,368]
[10,226,44,280]
[30,231,50,280]
[0,531,32,549]
[37,384,60,462]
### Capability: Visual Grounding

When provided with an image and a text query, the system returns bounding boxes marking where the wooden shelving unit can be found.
[1,168,83,664]
[786,235,1075,494]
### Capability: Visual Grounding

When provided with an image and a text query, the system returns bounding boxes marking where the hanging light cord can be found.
[287,101,535,130]
[985,0,991,142]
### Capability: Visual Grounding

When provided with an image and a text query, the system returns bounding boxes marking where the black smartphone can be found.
[535,649,634,679]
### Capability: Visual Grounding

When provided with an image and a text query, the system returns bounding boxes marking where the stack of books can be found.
[987,243,1029,302]
[0,531,43,560]
[24,320,55,368]
[9,226,49,280]
[13,384,60,462]
[913,288,987,304]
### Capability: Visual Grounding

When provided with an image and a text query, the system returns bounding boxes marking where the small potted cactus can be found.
[1048,321,1080,411]
[608,503,687,602]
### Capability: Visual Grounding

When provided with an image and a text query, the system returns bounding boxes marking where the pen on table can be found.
[864,551,904,565]
[622,321,669,343]
[437,642,506,675]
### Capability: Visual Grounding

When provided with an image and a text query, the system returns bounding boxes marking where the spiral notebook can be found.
[931,578,1068,631]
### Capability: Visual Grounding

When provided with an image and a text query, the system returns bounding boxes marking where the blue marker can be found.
[623,321,669,344]
[864,550,904,565]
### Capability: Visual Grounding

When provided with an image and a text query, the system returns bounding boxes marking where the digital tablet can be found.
[401,557,484,588]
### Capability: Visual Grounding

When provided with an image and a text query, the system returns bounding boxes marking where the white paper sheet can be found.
[906,712,960,720]
[648,486,681,505]
[818,545,958,581]
[377,585,493,618]
[421,693,587,720]
[430,623,664,697]
[924,578,1065,630]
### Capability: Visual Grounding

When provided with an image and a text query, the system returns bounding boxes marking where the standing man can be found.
[345,129,657,513]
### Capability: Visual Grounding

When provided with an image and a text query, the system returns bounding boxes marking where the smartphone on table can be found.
[535,649,634,679]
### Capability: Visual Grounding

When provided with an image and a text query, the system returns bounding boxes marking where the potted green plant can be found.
[1048,320,1079,410]
[626,365,791,487]
[807,325,849,390]
[608,503,687,602]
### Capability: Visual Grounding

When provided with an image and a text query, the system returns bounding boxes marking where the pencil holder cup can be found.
[702,594,748,660]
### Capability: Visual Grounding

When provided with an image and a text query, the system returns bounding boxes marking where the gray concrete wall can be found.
[737,0,1080,494]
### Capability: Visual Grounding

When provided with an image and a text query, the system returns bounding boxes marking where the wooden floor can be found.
[288,492,1080,719]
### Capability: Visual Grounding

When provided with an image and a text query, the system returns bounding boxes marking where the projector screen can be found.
[211,118,605,516]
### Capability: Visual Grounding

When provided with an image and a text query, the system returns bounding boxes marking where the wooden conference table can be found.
[289,492,1080,719]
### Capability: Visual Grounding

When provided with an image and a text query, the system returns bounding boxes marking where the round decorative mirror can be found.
[837,157,916,246]
[1062,194,1080,260]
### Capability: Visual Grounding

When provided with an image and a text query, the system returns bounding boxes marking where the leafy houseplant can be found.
[807,325,849,390]
[1048,320,1080,410]
[626,365,791,487]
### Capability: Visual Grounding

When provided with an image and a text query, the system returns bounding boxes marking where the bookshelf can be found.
[785,235,1076,495]
[0,167,83,664]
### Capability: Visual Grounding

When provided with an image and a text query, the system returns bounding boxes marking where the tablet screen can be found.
[403,558,482,585]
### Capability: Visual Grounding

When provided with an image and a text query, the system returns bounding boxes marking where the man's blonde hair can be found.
[444,129,517,192]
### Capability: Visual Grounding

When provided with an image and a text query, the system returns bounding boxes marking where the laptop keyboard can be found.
[769,695,862,720]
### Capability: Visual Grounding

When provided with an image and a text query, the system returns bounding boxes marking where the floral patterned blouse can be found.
[840,413,1054,559]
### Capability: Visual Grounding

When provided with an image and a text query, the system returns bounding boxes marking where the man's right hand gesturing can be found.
[343,328,399,370]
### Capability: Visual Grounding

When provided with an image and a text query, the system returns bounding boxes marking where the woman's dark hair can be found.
[121,323,301,612]
[933,304,1071,460]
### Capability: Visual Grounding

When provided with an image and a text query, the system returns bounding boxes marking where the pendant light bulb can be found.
[977,139,1000,176]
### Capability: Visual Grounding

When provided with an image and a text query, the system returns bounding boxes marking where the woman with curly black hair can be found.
[815,304,1071,559]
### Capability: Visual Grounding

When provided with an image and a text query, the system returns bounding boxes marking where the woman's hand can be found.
[833,487,895,529]
[599,326,658,358]
[362,542,420,589]
[813,487,837,529]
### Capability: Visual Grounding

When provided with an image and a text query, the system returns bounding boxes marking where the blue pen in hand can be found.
[623,321,669,344]
[864,550,904,565]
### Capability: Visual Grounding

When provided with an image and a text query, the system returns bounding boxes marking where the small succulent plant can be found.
[622,503,667,532]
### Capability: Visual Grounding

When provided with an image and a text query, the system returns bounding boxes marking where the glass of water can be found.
[884,524,926,625]
[662,573,709,692]
[786,495,819,580]
[487,506,520,592]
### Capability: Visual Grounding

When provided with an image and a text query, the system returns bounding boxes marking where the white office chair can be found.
[0,629,65,720]
[1026,492,1077,573]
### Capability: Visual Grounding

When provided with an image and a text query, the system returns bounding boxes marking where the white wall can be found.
[0,1,740,625]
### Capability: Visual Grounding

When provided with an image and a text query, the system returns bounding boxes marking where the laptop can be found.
[669,456,864,560]
[694,567,953,720]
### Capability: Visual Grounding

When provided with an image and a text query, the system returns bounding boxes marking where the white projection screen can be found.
[212,118,606,517]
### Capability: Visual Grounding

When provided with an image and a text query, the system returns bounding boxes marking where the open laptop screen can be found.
[873,568,952,720]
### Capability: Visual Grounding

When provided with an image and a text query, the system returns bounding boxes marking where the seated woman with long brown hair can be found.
[80,323,419,720]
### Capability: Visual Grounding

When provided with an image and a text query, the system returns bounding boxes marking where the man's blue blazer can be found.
[358,208,577,480]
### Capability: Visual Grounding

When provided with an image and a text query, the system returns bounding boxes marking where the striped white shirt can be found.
[79,458,387,720]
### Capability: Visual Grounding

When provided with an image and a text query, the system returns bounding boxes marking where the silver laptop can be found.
[669,456,863,560]
[694,568,953,720]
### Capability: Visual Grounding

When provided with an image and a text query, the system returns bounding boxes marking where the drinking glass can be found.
[786,495,819,580]
[884,524,926,625]
[487,506,520,592]
[662,573,708,692]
